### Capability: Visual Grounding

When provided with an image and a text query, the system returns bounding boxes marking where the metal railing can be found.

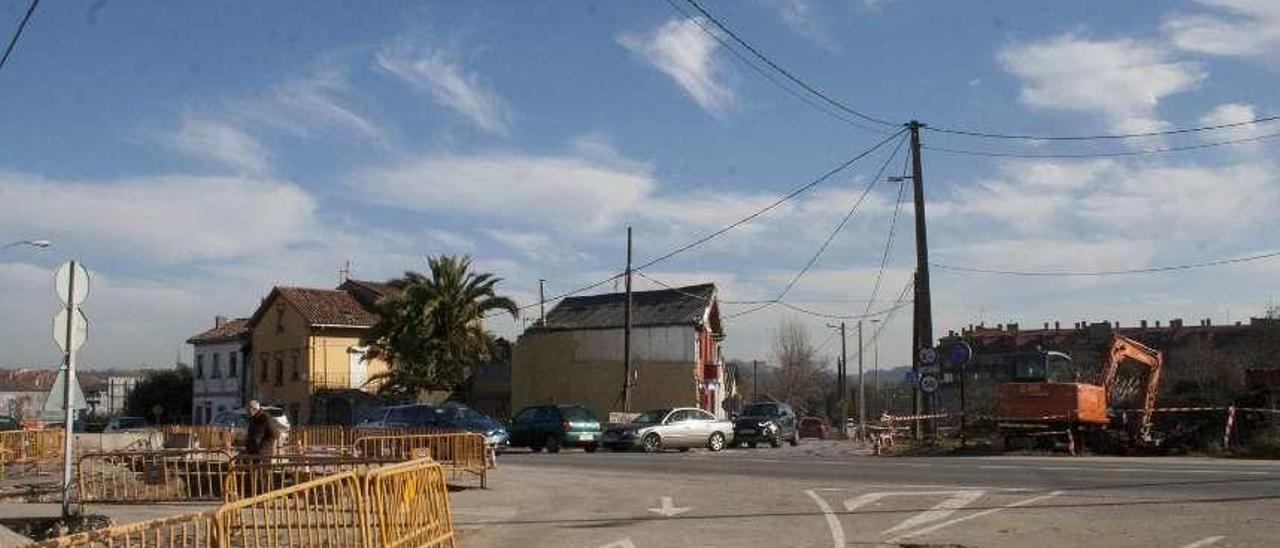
[215,469,370,547]
[26,511,218,548]
[77,449,234,503]
[0,429,62,464]
[353,433,488,488]
[222,455,403,502]
[364,458,456,548]
[161,425,236,450]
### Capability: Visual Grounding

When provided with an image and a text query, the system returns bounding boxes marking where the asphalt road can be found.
[450,441,1280,548]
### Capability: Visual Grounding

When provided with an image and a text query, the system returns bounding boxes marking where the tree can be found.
[768,319,825,413]
[126,366,192,423]
[362,255,519,398]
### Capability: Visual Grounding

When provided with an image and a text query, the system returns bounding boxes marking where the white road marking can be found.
[978,465,1270,476]
[596,539,637,548]
[804,489,845,548]
[885,490,1063,544]
[1178,536,1226,548]
[841,490,987,535]
[645,496,690,517]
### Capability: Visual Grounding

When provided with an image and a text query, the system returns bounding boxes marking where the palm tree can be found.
[363,255,519,397]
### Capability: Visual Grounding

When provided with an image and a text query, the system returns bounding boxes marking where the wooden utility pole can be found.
[538,278,546,325]
[752,359,759,401]
[622,227,634,412]
[908,120,934,440]
[837,322,847,432]
[857,320,865,436]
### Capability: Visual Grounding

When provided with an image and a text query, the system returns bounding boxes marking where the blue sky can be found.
[1,0,1278,371]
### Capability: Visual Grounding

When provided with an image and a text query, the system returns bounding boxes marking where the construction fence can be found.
[0,429,63,467]
[31,457,455,548]
[353,433,488,488]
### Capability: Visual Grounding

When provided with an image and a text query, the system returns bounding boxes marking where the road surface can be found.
[450,440,1280,547]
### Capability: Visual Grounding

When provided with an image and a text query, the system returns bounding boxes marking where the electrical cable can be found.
[861,154,910,319]
[931,249,1280,277]
[0,0,39,76]
[923,129,1280,159]
[927,115,1280,142]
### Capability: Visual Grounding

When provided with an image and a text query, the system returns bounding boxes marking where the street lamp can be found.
[1,239,52,251]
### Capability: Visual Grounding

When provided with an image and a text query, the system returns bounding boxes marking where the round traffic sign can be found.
[54,261,90,306]
[919,374,939,394]
[948,341,973,366]
[52,307,88,353]
[918,346,938,366]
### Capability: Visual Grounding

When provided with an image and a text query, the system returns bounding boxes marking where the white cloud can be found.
[171,115,271,176]
[618,18,736,117]
[0,173,317,263]
[239,62,385,144]
[350,151,655,232]
[999,34,1206,134]
[375,37,511,136]
[485,229,553,258]
[751,0,833,49]
[1165,0,1280,61]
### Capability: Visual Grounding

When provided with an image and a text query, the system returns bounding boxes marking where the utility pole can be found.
[538,279,546,325]
[622,227,634,412]
[870,318,881,412]
[908,120,934,441]
[752,359,759,401]
[858,320,865,436]
[830,322,847,433]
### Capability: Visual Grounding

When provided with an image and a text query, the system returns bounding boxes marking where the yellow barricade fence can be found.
[77,449,233,503]
[364,458,456,548]
[27,511,218,548]
[162,425,236,450]
[0,429,63,465]
[222,455,404,502]
[215,469,370,548]
[353,433,487,488]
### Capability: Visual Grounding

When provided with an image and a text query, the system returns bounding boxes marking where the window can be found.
[668,410,696,423]
[194,406,203,424]
[195,355,204,379]
[514,407,540,422]
[275,305,285,333]
[259,355,268,382]
[211,353,221,378]
[291,351,300,381]
[695,410,716,421]
[228,352,238,377]
[274,357,284,386]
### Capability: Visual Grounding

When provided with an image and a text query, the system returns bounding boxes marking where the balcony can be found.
[308,372,384,392]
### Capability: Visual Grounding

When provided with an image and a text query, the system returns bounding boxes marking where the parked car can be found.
[210,406,291,446]
[103,416,149,433]
[798,416,830,439]
[431,402,509,447]
[357,403,436,429]
[507,404,601,453]
[0,415,20,431]
[602,407,733,453]
[732,402,799,448]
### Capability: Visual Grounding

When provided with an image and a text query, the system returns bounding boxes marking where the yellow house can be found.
[246,279,393,425]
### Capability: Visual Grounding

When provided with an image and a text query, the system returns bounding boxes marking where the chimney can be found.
[997,324,1004,331]
[215,315,229,328]
[1008,323,1018,332]
[1204,318,1212,327]
[1140,319,1148,328]
[1170,318,1183,329]
[1155,320,1161,328]
[1043,322,1049,330]
[1054,321,1060,330]
[1114,320,1120,328]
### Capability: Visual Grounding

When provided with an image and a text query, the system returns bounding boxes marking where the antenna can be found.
[338,260,352,284]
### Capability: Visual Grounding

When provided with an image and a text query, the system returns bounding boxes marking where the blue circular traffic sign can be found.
[948,341,973,366]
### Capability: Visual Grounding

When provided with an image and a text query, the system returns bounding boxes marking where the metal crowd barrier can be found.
[364,459,456,548]
[77,449,234,503]
[222,455,404,502]
[353,433,488,488]
[161,425,236,450]
[27,511,218,548]
[0,429,63,464]
[215,470,370,547]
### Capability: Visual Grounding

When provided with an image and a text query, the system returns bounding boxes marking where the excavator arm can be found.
[1097,334,1163,439]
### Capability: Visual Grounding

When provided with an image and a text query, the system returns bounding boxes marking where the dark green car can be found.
[508,404,602,453]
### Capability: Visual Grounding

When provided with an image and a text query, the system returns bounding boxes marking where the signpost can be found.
[53,260,89,521]
[919,374,939,394]
[947,341,974,446]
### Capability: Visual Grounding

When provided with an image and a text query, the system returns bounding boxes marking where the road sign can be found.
[920,374,940,394]
[54,261,90,306]
[905,371,921,386]
[919,364,940,375]
[918,347,938,366]
[52,308,88,353]
[948,341,973,367]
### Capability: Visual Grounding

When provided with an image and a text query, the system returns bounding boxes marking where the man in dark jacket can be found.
[244,400,280,457]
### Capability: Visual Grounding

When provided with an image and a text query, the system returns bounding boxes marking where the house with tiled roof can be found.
[511,283,731,421]
[245,280,396,425]
[186,316,251,423]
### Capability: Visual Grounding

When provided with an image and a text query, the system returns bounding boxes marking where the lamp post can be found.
[1,239,51,251]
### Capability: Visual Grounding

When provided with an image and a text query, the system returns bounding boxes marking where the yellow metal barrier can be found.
[222,456,403,502]
[0,429,63,464]
[77,449,233,503]
[162,425,235,450]
[215,469,370,547]
[353,433,487,488]
[26,511,217,548]
[364,458,456,548]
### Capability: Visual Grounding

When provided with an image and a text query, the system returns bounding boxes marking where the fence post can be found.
[1222,406,1236,449]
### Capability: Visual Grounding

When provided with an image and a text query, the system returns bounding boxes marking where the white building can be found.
[187,316,250,424]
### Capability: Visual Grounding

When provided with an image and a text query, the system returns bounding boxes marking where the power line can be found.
[635,128,905,271]
[927,115,1280,142]
[676,0,898,128]
[861,155,910,319]
[778,300,912,320]
[486,273,623,319]
[931,249,1280,277]
[0,0,39,76]
[638,271,906,305]
[725,133,908,319]
[924,129,1280,159]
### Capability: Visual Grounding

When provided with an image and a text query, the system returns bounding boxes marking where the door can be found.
[509,407,540,446]
[348,347,367,388]
[688,409,717,442]
[664,410,696,447]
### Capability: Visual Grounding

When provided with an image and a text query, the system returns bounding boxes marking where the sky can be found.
[1,0,1278,374]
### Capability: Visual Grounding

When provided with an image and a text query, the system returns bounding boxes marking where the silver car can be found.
[602,407,733,453]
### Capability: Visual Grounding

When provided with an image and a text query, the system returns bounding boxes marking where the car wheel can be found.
[747,441,758,449]
[545,435,562,453]
[707,432,726,452]
[769,434,782,448]
[642,433,662,453]
[584,443,599,453]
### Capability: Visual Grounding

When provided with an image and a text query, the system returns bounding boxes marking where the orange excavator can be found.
[996,334,1163,448]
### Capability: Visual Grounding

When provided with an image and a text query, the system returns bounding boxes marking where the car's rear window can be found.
[742,403,778,416]
[559,406,596,422]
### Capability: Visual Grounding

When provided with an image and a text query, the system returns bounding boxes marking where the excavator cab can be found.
[1009,350,1073,382]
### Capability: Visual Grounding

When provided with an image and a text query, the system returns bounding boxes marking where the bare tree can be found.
[768,319,825,413]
